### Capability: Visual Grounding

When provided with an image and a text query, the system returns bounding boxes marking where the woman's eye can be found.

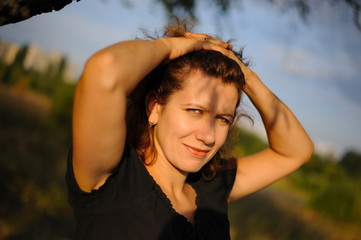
[217,116,231,125]
[187,108,201,113]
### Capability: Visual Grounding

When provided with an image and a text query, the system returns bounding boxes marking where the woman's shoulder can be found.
[65,142,148,204]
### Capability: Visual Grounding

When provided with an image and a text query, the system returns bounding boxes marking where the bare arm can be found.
[73,36,232,192]
[228,60,314,201]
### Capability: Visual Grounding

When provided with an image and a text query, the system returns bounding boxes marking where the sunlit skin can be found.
[148,70,238,176]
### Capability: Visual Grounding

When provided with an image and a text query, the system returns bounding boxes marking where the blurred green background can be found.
[1,0,361,239]
[1,40,361,240]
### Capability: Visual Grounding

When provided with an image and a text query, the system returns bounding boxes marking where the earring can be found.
[149,120,156,127]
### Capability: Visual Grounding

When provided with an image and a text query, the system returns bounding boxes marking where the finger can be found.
[185,32,233,50]
[204,38,233,50]
[201,42,231,56]
[186,32,220,43]
[201,43,242,64]
[185,32,209,40]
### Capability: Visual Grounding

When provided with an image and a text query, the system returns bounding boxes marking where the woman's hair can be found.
[126,19,249,180]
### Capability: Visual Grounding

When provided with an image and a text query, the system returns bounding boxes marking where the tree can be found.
[339,150,361,177]
[1,0,361,32]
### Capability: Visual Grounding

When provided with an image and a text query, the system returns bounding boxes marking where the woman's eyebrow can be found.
[182,103,208,110]
[218,113,235,118]
[183,103,235,117]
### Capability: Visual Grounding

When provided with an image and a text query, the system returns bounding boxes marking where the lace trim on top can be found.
[143,166,201,228]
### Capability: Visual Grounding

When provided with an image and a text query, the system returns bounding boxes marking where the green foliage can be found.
[289,153,361,225]
[158,0,233,19]
[159,0,196,18]
[13,45,28,67]
[309,163,361,223]
[309,178,361,223]
[299,152,327,173]
[0,93,73,239]
[0,43,75,239]
[230,149,361,238]
[0,43,69,98]
[0,43,76,143]
[0,61,9,84]
[49,81,76,144]
[229,192,328,240]
[339,150,361,177]
[224,125,268,157]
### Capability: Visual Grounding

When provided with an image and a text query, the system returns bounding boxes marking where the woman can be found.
[66,22,314,240]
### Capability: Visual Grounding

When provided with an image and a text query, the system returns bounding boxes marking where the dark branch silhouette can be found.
[0,0,81,26]
[1,0,360,32]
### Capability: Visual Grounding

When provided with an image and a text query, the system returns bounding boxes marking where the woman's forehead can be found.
[169,70,239,111]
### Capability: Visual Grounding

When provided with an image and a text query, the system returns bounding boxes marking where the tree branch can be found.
[0,0,81,26]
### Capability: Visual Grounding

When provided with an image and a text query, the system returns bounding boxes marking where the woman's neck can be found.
[145,155,188,197]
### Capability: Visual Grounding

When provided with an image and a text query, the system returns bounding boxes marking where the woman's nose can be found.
[195,119,215,146]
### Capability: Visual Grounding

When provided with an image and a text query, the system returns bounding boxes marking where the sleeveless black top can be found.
[66,144,237,240]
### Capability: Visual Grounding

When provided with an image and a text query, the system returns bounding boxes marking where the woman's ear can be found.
[146,92,160,125]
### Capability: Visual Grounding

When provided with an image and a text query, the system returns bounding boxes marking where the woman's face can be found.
[151,69,239,174]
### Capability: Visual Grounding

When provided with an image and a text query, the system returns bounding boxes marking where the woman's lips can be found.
[184,144,210,158]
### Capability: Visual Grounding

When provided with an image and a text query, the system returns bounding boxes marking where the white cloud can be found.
[270,46,334,79]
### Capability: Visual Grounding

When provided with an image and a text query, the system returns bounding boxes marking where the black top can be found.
[66,143,237,240]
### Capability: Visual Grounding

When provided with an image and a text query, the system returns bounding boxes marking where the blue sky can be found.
[1,0,360,158]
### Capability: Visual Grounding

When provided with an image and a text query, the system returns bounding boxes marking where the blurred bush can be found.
[0,44,75,239]
[291,153,361,224]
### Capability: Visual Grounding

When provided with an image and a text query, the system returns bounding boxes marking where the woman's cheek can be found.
[217,127,229,147]
[177,114,198,134]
